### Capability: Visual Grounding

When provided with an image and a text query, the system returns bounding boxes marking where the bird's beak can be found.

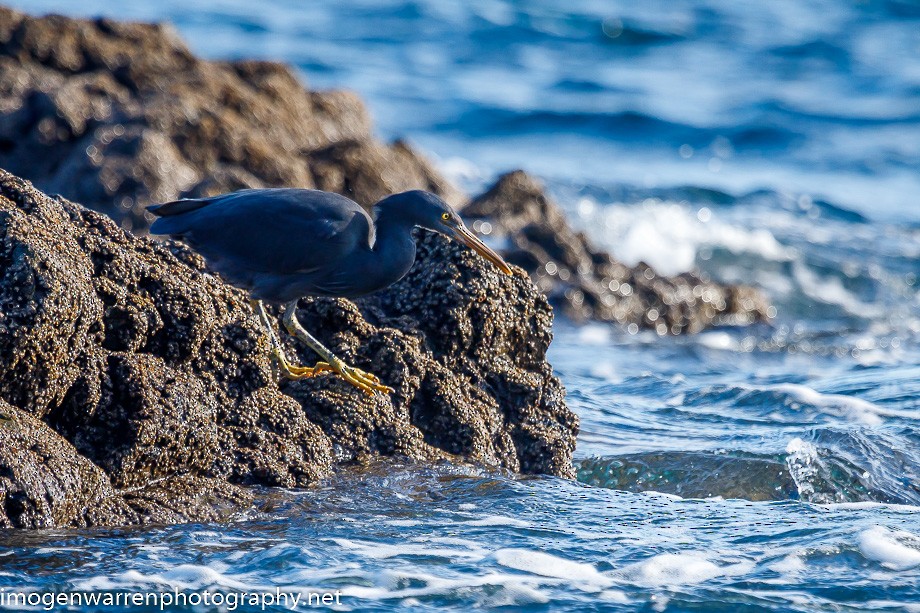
[452,224,513,275]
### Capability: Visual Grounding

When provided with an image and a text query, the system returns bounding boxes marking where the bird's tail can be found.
[148,198,215,236]
[147,197,213,217]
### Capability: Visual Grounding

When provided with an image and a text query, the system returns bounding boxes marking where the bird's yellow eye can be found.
[441,212,451,221]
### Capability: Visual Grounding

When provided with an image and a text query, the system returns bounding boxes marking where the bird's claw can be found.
[278,357,392,396]
[335,363,394,396]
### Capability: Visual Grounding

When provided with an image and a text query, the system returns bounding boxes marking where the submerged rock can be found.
[0,170,576,529]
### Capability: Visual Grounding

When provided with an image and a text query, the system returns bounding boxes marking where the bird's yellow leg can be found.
[250,299,332,380]
[282,300,393,396]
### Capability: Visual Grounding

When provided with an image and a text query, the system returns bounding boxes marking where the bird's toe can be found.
[351,367,381,384]
[338,364,393,395]
[278,356,393,395]
[279,361,334,380]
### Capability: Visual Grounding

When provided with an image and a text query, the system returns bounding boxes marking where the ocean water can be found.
[3,1,920,611]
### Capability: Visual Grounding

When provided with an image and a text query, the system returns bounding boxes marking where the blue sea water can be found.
[3,1,920,611]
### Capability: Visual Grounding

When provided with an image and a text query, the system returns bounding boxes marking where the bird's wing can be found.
[156,189,374,276]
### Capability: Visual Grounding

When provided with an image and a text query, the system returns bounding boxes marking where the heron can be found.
[148,188,512,395]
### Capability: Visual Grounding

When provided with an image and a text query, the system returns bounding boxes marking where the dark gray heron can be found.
[148,188,512,395]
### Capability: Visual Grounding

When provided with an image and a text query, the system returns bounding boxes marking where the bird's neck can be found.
[363,216,417,291]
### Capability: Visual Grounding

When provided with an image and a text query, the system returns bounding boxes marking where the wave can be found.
[576,451,796,501]
[576,427,920,505]
[538,183,920,342]
[439,108,804,148]
[678,382,893,425]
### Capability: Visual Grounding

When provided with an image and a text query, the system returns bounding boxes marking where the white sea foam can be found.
[862,603,920,613]
[577,323,613,346]
[785,437,825,502]
[598,589,630,603]
[574,198,792,276]
[620,552,753,586]
[586,360,621,381]
[341,569,551,606]
[33,547,85,555]
[822,501,920,511]
[768,554,806,575]
[858,526,920,570]
[771,383,886,425]
[332,537,488,561]
[385,519,422,527]
[463,515,530,527]
[696,331,742,351]
[291,548,625,606]
[641,490,685,501]
[792,262,883,318]
[72,565,252,592]
[493,549,611,587]
[617,214,698,274]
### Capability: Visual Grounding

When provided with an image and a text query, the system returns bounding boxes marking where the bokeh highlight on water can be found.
[2,1,919,610]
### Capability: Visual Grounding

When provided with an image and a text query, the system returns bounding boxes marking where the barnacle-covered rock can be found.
[0,170,575,528]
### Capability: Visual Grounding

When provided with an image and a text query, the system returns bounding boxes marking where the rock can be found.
[0,400,134,529]
[464,171,771,332]
[0,7,463,231]
[0,169,576,529]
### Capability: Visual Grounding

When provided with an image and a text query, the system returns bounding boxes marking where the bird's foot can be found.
[280,360,335,379]
[277,356,393,396]
[329,360,394,396]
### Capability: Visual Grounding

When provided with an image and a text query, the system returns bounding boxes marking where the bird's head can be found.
[376,190,513,275]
